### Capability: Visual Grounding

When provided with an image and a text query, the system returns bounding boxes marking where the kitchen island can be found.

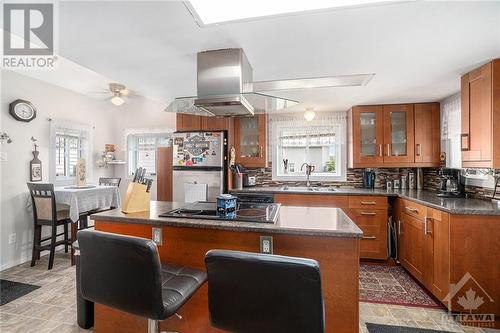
[91,201,362,333]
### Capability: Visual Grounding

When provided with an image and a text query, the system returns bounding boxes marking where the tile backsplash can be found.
[243,164,496,200]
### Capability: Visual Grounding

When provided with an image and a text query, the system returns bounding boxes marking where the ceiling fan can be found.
[106,83,135,106]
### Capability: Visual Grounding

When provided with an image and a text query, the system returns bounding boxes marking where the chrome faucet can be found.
[301,163,315,187]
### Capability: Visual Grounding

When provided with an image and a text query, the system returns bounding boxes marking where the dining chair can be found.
[79,177,122,231]
[27,182,73,270]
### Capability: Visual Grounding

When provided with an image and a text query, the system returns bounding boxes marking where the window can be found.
[127,133,171,176]
[55,133,81,178]
[271,112,346,181]
[50,120,93,185]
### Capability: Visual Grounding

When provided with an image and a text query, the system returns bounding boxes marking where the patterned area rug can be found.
[360,264,442,308]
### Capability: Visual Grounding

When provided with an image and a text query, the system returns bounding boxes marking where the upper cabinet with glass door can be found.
[350,103,439,168]
[382,104,414,164]
[234,114,267,167]
[351,105,384,166]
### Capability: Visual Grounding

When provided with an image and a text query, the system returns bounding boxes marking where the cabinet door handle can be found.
[260,146,263,158]
[387,143,391,156]
[416,143,421,156]
[398,220,402,235]
[461,133,470,151]
[361,212,376,216]
[405,207,418,213]
[424,217,433,235]
[379,144,383,157]
[360,201,377,205]
[362,236,377,240]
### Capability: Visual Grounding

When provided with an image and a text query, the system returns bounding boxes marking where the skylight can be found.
[186,0,393,26]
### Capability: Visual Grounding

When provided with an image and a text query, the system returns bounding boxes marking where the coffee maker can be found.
[437,168,465,198]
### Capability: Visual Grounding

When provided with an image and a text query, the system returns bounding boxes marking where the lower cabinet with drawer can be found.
[275,194,388,260]
[396,199,450,303]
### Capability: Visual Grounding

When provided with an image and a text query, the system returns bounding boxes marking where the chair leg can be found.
[147,319,158,333]
[64,222,69,253]
[36,227,41,260]
[48,225,57,270]
[31,225,40,267]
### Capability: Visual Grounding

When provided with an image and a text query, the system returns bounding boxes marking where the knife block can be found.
[122,182,151,213]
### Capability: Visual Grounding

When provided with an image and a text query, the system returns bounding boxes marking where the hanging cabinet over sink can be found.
[349,103,440,168]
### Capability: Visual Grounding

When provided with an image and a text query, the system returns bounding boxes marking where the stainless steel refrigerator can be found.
[172,131,227,202]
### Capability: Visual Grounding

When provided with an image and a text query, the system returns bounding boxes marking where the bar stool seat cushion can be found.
[56,210,70,221]
[160,263,207,318]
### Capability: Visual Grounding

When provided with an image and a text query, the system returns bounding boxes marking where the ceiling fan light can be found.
[304,108,315,121]
[111,95,124,106]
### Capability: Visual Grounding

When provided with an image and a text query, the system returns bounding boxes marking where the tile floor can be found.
[0,253,498,333]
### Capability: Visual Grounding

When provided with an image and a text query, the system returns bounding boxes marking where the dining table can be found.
[27,184,121,265]
[53,184,121,223]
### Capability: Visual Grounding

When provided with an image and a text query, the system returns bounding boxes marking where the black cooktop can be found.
[159,201,280,224]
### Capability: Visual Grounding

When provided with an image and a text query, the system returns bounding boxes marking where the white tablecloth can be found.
[54,185,121,222]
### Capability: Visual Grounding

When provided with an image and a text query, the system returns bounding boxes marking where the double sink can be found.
[282,186,338,192]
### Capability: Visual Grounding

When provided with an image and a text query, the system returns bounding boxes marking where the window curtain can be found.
[440,93,461,168]
[268,112,347,158]
[49,119,94,184]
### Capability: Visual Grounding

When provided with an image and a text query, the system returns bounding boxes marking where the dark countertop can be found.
[91,201,363,238]
[231,187,500,216]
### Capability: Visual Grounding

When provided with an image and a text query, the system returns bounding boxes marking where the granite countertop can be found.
[231,187,500,216]
[91,201,363,238]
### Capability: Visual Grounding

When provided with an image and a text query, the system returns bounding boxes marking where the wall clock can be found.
[9,99,37,122]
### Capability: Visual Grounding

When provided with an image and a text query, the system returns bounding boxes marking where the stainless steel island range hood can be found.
[166,48,299,116]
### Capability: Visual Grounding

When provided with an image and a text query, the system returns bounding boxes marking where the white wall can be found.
[0,70,177,270]
[0,70,117,270]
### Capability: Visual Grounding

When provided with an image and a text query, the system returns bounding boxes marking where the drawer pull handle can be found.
[405,207,419,213]
[360,212,376,216]
[362,236,377,240]
[360,201,376,205]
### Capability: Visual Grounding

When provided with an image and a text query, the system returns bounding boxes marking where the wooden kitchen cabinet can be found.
[156,147,173,201]
[461,59,500,168]
[397,199,450,302]
[350,105,384,167]
[176,114,202,131]
[382,104,415,164]
[350,103,439,168]
[414,103,440,165]
[424,207,450,302]
[201,116,233,131]
[401,211,425,282]
[276,194,388,260]
[234,114,267,167]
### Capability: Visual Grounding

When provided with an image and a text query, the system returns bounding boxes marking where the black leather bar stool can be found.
[78,230,207,333]
[205,250,325,333]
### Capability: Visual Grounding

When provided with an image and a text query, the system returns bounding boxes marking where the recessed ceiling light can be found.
[252,74,375,92]
[185,0,399,26]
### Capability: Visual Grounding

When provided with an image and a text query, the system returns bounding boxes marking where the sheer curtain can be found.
[440,93,461,168]
[269,111,347,181]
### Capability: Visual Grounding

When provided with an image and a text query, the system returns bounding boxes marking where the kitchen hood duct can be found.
[165,48,375,117]
[166,48,298,116]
